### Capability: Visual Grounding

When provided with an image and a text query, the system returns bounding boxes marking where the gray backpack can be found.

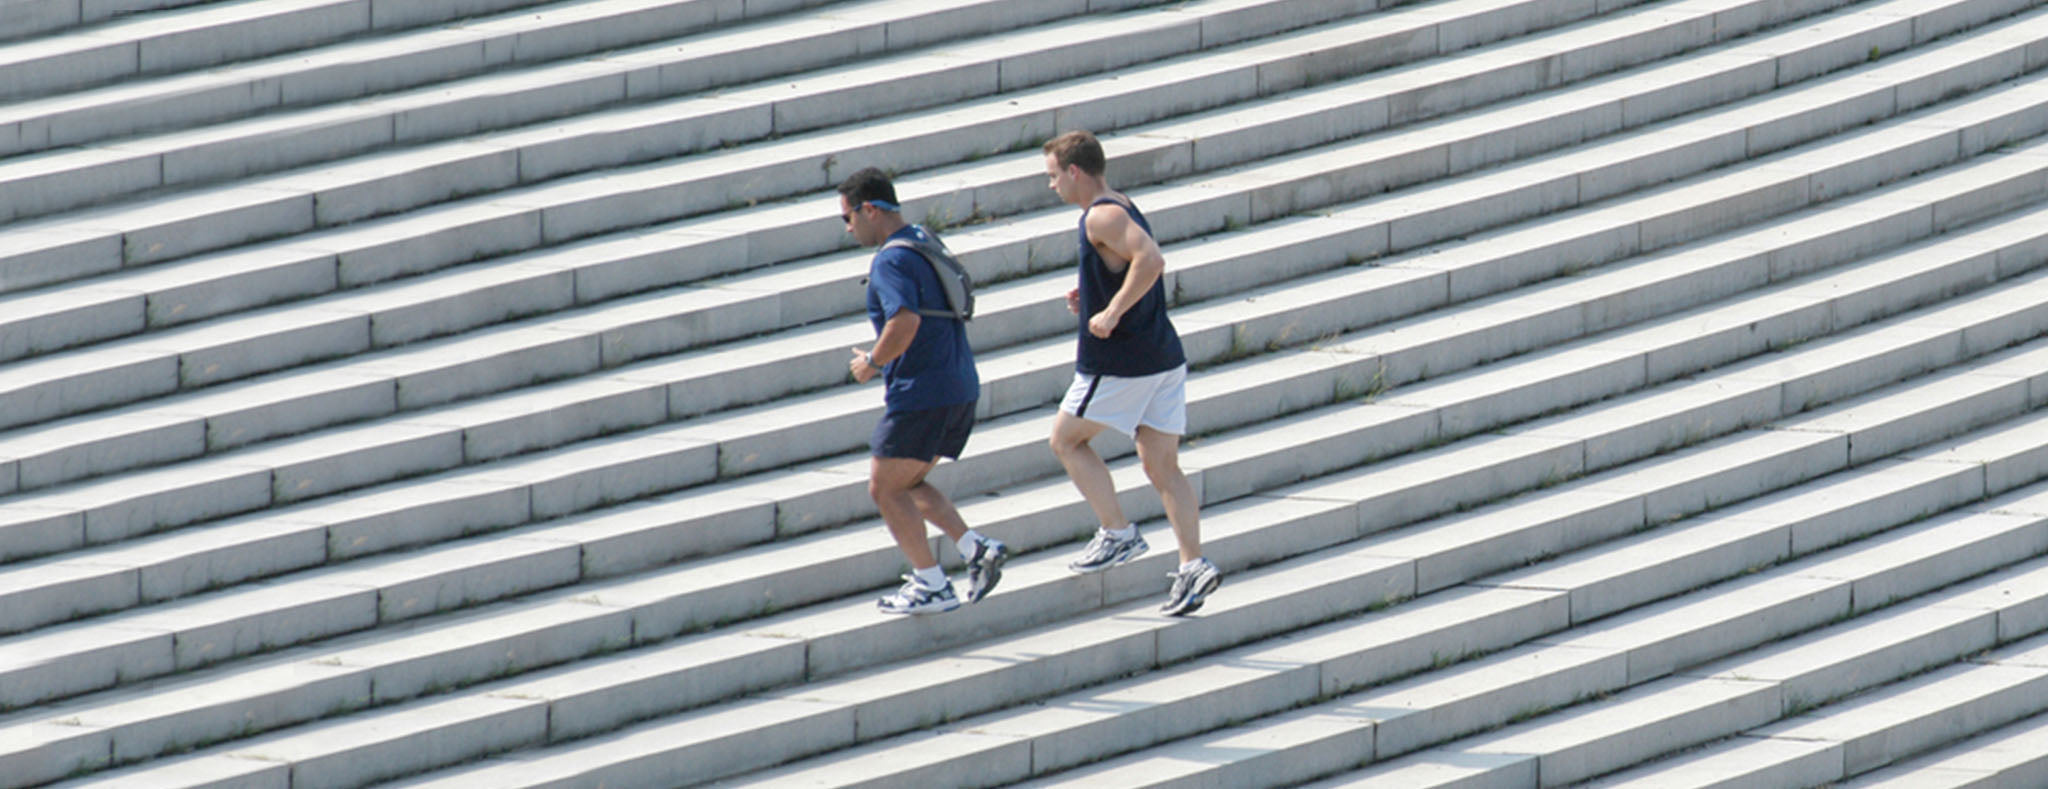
[882,227,975,322]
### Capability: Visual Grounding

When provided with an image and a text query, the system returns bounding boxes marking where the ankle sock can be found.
[1109,524,1137,541]
[913,565,948,589]
[956,530,989,557]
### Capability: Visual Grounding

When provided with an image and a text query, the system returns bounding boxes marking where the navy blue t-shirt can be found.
[867,225,979,412]
[1077,196,1185,377]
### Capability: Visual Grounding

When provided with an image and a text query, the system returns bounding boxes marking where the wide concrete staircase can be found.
[2,0,2048,786]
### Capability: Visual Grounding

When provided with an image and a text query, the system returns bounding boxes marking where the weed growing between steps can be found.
[919,206,990,235]
[174,719,266,757]
[66,759,100,780]
[1797,645,1957,714]
[1332,361,1391,403]
[1508,702,1556,725]
[1013,133,1054,156]
[1208,325,1260,367]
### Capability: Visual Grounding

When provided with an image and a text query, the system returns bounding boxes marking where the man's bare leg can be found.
[1135,425,1200,563]
[907,478,969,542]
[871,456,948,568]
[1049,411,1126,530]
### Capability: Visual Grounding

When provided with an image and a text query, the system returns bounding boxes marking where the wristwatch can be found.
[861,352,883,372]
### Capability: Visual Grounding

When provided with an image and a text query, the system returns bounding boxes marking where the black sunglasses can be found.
[841,200,893,225]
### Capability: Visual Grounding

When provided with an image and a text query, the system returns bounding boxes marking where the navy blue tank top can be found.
[1076,196,1185,377]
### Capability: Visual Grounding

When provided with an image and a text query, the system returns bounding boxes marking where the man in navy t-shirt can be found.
[840,167,1007,616]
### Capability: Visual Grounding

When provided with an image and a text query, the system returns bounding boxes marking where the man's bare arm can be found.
[1084,204,1167,338]
[851,310,921,382]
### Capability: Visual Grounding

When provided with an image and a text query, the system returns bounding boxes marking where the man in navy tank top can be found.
[1041,131,1221,616]
[840,167,1008,616]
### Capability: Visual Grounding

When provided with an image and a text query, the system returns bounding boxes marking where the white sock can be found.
[1108,524,1137,540]
[914,565,948,589]
[955,530,989,556]
[1180,557,1206,573]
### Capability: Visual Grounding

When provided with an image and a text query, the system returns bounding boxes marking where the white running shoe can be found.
[877,574,961,615]
[1068,528,1149,573]
[964,539,1009,604]
[1160,558,1221,616]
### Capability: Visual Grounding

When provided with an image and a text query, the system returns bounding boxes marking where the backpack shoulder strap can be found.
[881,232,972,321]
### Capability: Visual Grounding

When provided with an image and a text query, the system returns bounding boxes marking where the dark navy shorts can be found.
[871,400,977,461]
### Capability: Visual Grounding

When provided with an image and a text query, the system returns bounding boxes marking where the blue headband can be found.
[865,199,900,212]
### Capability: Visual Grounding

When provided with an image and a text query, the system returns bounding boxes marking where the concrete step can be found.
[1732,631,2048,783]
[0,119,2042,696]
[0,23,2036,533]
[0,0,1201,226]
[0,0,1152,161]
[0,0,2032,784]
[0,0,566,102]
[661,66,2048,420]
[0,0,1354,227]
[0,0,1976,392]
[1838,709,2048,787]
[1045,571,2028,789]
[1238,548,2048,789]
[1337,677,1782,788]
[11,237,2046,784]
[99,454,2048,786]
[0,0,1951,293]
[0,1,2036,784]
[0,0,1709,295]
[1233,488,2048,789]
[0,111,2038,651]
[1579,539,2048,787]
[1578,735,1876,788]
[0,1,2015,473]
[1472,364,2042,625]
[0,1,222,44]
[433,407,2048,788]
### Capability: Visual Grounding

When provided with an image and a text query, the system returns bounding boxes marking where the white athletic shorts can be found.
[1060,364,1188,437]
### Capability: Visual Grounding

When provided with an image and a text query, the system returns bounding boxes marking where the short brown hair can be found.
[1043,130,1105,176]
[836,166,898,207]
